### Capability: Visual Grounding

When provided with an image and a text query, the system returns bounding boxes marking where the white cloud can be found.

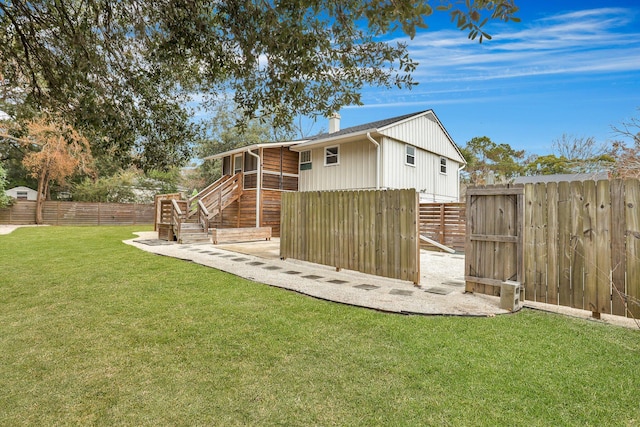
[398,7,640,83]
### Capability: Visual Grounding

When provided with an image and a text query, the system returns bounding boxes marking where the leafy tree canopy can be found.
[0,0,519,172]
[0,162,12,208]
[461,136,525,184]
[523,154,572,176]
[73,167,180,203]
[0,116,93,222]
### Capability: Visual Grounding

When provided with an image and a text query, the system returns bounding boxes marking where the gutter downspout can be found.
[366,132,380,190]
[247,149,261,227]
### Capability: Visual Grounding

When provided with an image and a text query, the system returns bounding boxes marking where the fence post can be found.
[439,203,445,244]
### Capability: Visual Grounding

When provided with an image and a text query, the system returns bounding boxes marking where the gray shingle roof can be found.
[310,110,428,140]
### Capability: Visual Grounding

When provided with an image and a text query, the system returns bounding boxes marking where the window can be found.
[300,150,312,171]
[405,145,415,166]
[234,154,243,174]
[325,146,339,166]
[440,157,447,174]
[16,191,28,200]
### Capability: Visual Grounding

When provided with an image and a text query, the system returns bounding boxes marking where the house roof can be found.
[289,109,465,164]
[290,110,433,151]
[203,109,465,164]
[203,140,308,161]
[313,111,426,140]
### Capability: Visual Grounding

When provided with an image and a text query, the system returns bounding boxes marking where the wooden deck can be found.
[155,145,299,243]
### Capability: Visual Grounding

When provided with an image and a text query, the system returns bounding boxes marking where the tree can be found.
[73,167,179,203]
[0,117,93,223]
[0,163,12,208]
[551,134,614,174]
[523,154,572,176]
[461,136,525,185]
[610,110,640,179]
[0,1,519,171]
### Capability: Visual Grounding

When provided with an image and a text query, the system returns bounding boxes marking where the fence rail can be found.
[280,189,420,284]
[419,202,465,252]
[0,200,154,226]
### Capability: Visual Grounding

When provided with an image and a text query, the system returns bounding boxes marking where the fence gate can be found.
[465,186,524,295]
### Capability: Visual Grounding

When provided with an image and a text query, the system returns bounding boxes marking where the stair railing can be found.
[171,199,186,242]
[197,199,210,233]
[187,174,231,218]
[201,172,244,219]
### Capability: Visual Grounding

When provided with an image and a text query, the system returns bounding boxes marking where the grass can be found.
[1,226,639,426]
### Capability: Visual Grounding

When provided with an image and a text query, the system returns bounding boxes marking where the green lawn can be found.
[1,226,639,426]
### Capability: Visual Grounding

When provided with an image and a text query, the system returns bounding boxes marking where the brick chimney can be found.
[329,112,340,134]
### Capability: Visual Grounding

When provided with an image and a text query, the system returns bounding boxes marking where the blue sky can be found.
[320,1,640,155]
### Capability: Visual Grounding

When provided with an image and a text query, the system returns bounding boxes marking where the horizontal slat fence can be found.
[280,189,420,284]
[0,201,154,226]
[419,202,465,252]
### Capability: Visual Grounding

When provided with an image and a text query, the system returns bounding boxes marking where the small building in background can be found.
[5,186,38,201]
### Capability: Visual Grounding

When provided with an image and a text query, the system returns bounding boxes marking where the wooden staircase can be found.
[178,220,210,244]
[156,173,244,244]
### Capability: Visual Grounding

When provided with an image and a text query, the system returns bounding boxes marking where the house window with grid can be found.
[325,146,339,166]
[405,145,416,166]
[300,150,312,170]
[440,157,447,174]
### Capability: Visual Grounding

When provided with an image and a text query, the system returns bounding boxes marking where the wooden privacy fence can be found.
[280,189,420,284]
[0,200,154,226]
[465,186,524,296]
[466,179,640,319]
[419,202,465,252]
[523,179,639,318]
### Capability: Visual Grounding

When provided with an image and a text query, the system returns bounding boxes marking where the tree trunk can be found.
[35,172,48,225]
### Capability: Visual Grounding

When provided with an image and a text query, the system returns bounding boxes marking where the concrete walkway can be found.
[3,225,637,326]
[124,233,640,328]
[125,232,509,317]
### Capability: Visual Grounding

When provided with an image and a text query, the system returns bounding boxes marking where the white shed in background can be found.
[5,186,38,201]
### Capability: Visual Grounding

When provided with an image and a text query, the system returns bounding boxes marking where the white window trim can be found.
[440,156,447,175]
[300,150,312,170]
[405,144,416,167]
[324,146,339,166]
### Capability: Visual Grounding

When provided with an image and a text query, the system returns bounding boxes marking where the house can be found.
[290,110,466,202]
[5,186,38,201]
[155,110,465,243]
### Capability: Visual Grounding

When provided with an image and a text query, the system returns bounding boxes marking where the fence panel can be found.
[626,179,640,318]
[419,203,465,252]
[465,185,524,295]
[467,179,640,319]
[280,189,420,284]
[0,200,154,226]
